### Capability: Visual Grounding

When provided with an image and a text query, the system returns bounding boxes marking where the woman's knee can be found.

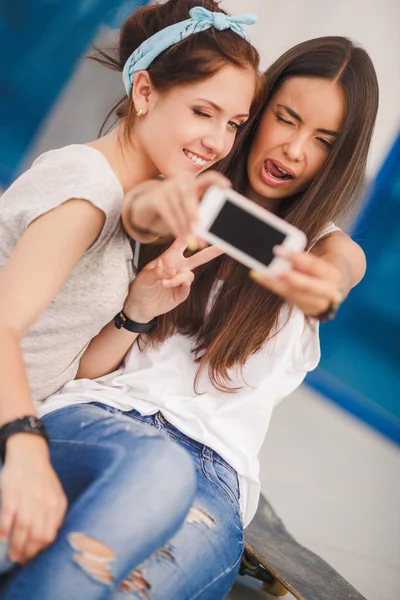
[156,438,196,502]
[135,435,196,514]
[108,434,196,547]
[114,427,196,515]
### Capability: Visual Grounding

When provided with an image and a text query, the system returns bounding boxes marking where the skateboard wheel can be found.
[261,580,289,597]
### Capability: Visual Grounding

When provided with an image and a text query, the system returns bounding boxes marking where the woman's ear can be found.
[131,71,154,116]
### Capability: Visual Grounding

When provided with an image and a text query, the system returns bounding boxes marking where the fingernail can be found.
[249,270,262,281]
[187,235,198,252]
[156,258,163,268]
[250,268,281,282]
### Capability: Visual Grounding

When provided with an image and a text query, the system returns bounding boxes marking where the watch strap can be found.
[0,416,49,463]
[114,311,157,333]
[317,289,344,322]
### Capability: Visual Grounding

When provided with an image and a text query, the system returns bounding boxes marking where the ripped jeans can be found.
[0,403,244,600]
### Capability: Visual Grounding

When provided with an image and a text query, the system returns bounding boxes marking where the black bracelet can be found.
[0,416,49,463]
[317,289,344,322]
[114,311,157,333]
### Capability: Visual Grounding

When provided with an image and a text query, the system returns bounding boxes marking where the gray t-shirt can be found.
[0,144,134,406]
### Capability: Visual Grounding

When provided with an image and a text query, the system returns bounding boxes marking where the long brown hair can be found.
[141,36,379,392]
[91,0,262,136]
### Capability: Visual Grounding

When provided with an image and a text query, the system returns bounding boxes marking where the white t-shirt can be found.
[0,145,133,404]
[40,221,338,527]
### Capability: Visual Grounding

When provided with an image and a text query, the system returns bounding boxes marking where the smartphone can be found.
[196,186,307,276]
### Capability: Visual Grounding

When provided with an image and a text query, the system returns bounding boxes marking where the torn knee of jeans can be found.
[118,568,151,599]
[68,532,115,584]
[155,547,174,563]
[186,506,215,528]
[118,546,175,598]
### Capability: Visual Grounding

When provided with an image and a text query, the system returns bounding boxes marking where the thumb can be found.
[175,282,192,304]
[194,172,232,198]
[145,258,158,270]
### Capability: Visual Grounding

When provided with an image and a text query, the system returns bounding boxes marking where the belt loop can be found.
[155,411,167,429]
[202,446,213,462]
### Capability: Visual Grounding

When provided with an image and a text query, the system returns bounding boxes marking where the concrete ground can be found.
[228,386,400,600]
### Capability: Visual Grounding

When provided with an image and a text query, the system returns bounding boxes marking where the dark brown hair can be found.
[91,0,261,136]
[140,36,379,392]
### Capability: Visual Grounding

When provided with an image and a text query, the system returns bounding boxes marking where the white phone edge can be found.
[196,185,307,277]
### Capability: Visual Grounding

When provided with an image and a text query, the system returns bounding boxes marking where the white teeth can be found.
[277,165,289,176]
[184,150,206,166]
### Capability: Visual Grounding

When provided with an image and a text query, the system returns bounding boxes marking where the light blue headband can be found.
[122,6,258,96]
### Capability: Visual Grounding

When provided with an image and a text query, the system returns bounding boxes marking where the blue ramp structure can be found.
[307,134,400,445]
[0,0,149,187]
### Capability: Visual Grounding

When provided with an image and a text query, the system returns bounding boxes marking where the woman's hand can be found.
[250,246,344,317]
[123,238,223,324]
[0,435,67,565]
[122,171,231,244]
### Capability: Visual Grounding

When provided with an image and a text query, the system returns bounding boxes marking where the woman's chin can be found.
[160,160,203,180]
[252,174,302,201]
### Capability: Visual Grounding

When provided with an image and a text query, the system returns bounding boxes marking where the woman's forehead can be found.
[270,77,345,131]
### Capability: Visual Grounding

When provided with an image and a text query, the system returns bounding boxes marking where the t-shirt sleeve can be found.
[1,147,123,248]
[274,318,321,406]
[310,222,341,249]
[273,222,344,404]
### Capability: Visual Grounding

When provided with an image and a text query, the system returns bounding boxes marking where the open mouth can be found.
[183,149,208,168]
[264,159,294,181]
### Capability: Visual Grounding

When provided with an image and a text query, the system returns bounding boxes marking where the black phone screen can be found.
[209,200,286,267]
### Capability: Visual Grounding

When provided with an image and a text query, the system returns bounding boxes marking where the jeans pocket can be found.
[211,457,241,513]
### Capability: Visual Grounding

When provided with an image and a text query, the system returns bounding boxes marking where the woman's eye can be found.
[317,137,333,149]
[193,109,212,119]
[276,114,293,126]
[228,121,241,131]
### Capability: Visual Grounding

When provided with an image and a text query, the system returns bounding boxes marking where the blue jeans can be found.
[0,403,243,599]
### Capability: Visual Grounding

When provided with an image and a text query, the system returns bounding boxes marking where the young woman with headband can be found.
[0,0,262,594]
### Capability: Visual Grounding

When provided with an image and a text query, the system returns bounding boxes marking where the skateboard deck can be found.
[240,494,367,599]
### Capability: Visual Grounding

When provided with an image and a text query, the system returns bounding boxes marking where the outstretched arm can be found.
[249,230,366,317]
[311,230,366,295]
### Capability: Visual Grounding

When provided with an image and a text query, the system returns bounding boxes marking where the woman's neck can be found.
[87,126,160,194]
[245,185,281,214]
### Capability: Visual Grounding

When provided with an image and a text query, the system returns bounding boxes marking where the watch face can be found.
[28,416,38,429]
[114,314,124,329]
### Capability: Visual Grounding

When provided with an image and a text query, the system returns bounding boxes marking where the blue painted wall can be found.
[0,0,148,187]
[308,134,400,445]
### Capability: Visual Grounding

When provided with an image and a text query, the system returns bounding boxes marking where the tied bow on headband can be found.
[122,6,258,95]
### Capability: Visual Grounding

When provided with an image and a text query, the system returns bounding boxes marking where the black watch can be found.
[0,416,49,463]
[316,289,344,323]
[114,311,157,333]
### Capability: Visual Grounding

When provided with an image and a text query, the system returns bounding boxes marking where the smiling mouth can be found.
[264,159,294,181]
[183,149,209,168]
